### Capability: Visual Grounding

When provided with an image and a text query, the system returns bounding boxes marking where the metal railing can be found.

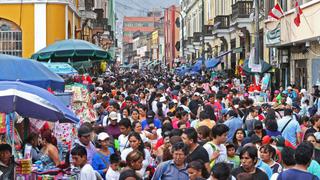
[214,15,230,29]
[231,1,253,20]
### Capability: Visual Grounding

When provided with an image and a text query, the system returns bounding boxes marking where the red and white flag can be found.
[294,1,303,27]
[268,3,284,20]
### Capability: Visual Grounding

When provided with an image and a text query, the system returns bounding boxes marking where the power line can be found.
[115,1,148,13]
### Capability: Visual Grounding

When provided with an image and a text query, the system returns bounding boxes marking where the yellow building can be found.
[0,0,81,58]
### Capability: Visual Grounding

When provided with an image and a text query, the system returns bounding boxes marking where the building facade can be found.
[0,0,81,58]
[265,0,320,90]
[122,14,161,62]
[164,5,181,69]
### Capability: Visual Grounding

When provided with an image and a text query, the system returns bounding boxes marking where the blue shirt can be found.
[141,118,162,130]
[256,159,273,179]
[277,115,301,146]
[277,168,319,180]
[91,147,115,178]
[152,160,189,180]
[224,116,243,142]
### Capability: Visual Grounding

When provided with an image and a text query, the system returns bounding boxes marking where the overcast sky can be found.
[115,0,180,42]
[115,0,180,18]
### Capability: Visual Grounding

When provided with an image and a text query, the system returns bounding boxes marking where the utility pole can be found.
[254,0,260,65]
[181,12,184,59]
[201,0,205,72]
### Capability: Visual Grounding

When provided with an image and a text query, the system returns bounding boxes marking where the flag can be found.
[268,3,284,20]
[294,1,303,27]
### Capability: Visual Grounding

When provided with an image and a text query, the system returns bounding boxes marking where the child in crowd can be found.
[226,143,240,169]
[105,154,120,180]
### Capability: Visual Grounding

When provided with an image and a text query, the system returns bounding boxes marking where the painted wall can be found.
[46,4,66,45]
[0,4,34,58]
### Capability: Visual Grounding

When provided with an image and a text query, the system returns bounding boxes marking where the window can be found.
[0,19,22,57]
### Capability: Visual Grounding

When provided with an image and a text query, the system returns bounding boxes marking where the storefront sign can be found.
[265,23,281,46]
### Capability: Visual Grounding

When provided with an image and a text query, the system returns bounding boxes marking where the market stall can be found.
[0,81,80,179]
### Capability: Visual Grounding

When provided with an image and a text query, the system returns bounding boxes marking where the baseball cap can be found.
[109,112,118,121]
[194,92,201,96]
[172,99,178,104]
[287,86,292,90]
[78,124,93,137]
[146,110,155,119]
[97,132,110,141]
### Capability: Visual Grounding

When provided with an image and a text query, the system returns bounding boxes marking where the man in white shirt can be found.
[71,145,97,180]
[118,118,132,152]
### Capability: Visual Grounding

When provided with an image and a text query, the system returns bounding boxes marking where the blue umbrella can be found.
[0,54,65,91]
[42,62,78,75]
[0,81,79,123]
[192,57,220,72]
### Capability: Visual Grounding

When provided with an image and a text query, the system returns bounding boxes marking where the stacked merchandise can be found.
[65,83,97,123]
[16,159,34,179]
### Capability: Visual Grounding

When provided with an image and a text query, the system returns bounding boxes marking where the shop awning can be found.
[192,57,221,72]
[242,59,272,74]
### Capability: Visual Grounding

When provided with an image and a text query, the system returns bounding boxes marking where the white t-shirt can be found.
[203,142,227,163]
[118,134,129,152]
[105,168,120,180]
[80,164,97,180]
[121,147,152,176]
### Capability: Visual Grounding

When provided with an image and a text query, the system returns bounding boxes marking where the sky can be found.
[115,0,180,45]
[115,0,180,18]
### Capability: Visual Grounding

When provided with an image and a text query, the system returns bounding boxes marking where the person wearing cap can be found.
[0,144,14,179]
[286,86,298,102]
[74,124,97,164]
[141,110,162,130]
[105,112,121,139]
[188,92,203,116]
[91,132,115,178]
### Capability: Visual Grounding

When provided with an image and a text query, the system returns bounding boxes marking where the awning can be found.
[192,57,221,72]
[242,59,272,74]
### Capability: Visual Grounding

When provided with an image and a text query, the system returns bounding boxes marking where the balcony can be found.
[193,32,202,42]
[214,15,230,29]
[231,1,253,21]
[204,25,213,35]
[92,18,108,30]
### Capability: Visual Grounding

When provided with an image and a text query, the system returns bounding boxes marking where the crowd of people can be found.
[1,71,320,180]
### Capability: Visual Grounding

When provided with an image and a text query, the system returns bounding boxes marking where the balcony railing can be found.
[204,25,213,35]
[92,18,108,30]
[193,32,202,42]
[231,1,253,20]
[214,15,230,29]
